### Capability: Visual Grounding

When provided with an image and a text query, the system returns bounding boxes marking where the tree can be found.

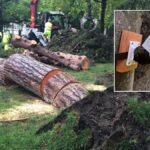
[115,11,143,91]
[3,0,30,23]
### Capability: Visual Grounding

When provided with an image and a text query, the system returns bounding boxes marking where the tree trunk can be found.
[0,58,9,85]
[101,0,107,33]
[4,54,88,108]
[115,11,143,91]
[134,12,150,91]
[11,36,90,71]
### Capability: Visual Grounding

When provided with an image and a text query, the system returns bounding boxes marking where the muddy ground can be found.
[37,88,150,150]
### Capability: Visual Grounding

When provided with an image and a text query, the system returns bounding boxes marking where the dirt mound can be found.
[37,88,150,149]
[49,30,113,63]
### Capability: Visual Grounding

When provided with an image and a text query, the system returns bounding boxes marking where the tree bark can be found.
[134,12,150,91]
[0,58,7,85]
[4,54,88,108]
[115,11,143,91]
[101,0,107,33]
[11,36,90,71]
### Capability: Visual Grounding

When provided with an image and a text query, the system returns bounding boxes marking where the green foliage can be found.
[0,46,24,58]
[105,0,128,27]
[2,0,150,30]
[2,0,30,23]
[128,98,150,124]
[0,0,129,29]
[121,0,150,10]
[117,139,138,150]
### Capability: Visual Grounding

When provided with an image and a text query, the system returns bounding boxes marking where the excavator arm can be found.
[30,0,39,28]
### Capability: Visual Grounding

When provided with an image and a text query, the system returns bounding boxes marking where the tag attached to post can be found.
[116,30,142,73]
[126,41,140,66]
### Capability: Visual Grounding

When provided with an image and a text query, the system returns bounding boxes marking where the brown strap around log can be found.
[40,69,79,102]
[40,69,62,97]
[53,80,80,100]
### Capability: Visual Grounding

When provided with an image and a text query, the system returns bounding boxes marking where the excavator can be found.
[21,0,66,46]
[22,0,97,46]
[30,0,65,32]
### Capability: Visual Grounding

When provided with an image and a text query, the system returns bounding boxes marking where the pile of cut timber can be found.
[4,54,88,108]
[11,35,90,70]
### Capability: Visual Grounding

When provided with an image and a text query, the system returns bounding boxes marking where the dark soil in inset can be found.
[49,30,113,63]
[37,88,150,150]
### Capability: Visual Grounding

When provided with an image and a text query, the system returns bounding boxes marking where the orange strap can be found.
[40,70,79,99]
[40,69,62,97]
[53,80,79,100]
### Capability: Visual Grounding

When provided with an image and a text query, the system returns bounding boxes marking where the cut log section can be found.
[4,54,88,108]
[0,58,7,85]
[11,35,90,70]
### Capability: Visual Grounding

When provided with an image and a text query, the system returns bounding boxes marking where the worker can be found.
[2,31,11,50]
[43,18,52,42]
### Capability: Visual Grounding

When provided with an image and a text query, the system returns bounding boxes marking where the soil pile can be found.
[37,88,150,150]
[49,30,113,63]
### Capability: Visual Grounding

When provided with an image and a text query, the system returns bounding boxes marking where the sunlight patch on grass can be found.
[0,85,37,112]
[0,99,58,122]
[84,84,107,91]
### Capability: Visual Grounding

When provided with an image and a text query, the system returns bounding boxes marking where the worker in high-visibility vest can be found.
[2,31,11,50]
[43,19,52,42]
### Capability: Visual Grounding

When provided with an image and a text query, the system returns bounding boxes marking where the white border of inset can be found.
[114,10,150,93]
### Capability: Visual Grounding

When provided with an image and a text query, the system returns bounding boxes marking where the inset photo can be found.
[115,10,150,92]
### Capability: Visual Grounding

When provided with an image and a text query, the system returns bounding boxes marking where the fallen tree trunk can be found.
[4,54,88,108]
[0,58,8,85]
[11,36,90,70]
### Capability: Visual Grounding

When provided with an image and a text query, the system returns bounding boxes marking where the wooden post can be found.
[115,11,143,91]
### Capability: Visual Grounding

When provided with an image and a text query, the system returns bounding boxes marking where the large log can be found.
[4,54,88,108]
[0,58,8,85]
[11,35,90,70]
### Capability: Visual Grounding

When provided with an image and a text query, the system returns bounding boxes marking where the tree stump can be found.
[4,54,88,108]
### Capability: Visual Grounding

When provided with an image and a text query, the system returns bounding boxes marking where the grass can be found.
[128,98,150,124]
[60,63,113,84]
[0,85,36,112]
[0,114,55,150]
[0,111,91,150]
[117,139,138,150]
